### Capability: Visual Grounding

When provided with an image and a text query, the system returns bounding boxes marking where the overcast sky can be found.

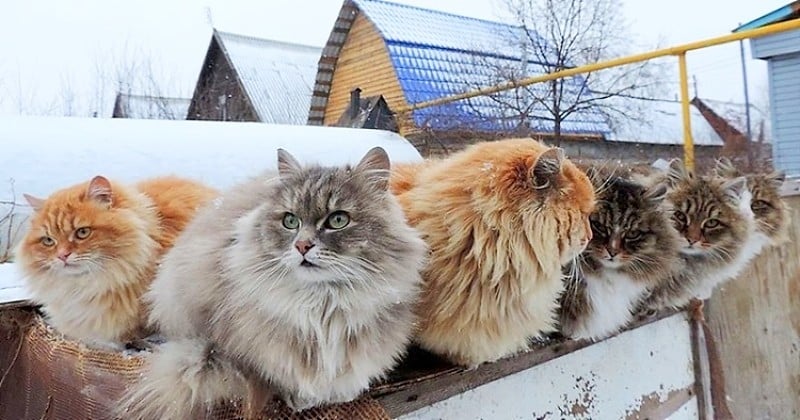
[0,0,787,117]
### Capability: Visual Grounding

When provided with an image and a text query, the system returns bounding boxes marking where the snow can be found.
[0,115,422,304]
[0,263,27,307]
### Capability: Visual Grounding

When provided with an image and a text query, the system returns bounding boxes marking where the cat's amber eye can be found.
[703,219,720,229]
[40,236,55,247]
[75,227,92,240]
[325,211,350,230]
[751,199,771,212]
[282,213,301,230]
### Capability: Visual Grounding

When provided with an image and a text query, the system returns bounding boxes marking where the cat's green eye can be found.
[703,219,720,229]
[673,211,687,224]
[75,227,92,240]
[40,236,55,247]
[325,211,350,230]
[589,220,604,235]
[625,230,643,241]
[752,199,770,212]
[282,213,301,230]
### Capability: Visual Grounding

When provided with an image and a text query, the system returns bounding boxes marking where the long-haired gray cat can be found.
[119,147,428,418]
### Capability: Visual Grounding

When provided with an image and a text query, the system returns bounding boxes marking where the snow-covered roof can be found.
[215,31,323,125]
[608,97,770,146]
[113,93,190,120]
[310,0,612,136]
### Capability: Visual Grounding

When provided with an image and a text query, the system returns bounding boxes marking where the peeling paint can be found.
[401,314,698,420]
[624,387,694,420]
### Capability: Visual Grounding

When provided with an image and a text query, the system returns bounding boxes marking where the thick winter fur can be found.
[16,175,217,348]
[640,159,754,311]
[121,147,427,418]
[560,168,682,341]
[391,138,595,367]
[713,157,790,249]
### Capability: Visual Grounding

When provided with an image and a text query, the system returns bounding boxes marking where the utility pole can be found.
[739,23,754,169]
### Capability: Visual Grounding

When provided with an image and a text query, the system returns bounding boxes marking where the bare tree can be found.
[464,0,667,144]
[0,179,32,264]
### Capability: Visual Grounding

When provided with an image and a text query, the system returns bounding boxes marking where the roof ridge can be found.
[214,29,323,52]
[354,0,520,30]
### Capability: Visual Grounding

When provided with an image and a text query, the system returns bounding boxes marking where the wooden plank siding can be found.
[751,30,800,60]
[768,54,800,177]
[705,192,800,419]
[322,13,410,129]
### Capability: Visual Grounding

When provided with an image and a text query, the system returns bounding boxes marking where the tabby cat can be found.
[640,159,753,311]
[560,168,681,341]
[17,175,217,349]
[390,138,595,367]
[120,147,427,418]
[713,157,790,249]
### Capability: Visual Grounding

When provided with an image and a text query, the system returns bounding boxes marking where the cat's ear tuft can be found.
[276,148,303,177]
[665,158,690,186]
[713,157,738,178]
[87,176,113,205]
[23,193,46,211]
[722,176,748,201]
[355,147,391,189]
[531,147,564,190]
[769,170,786,187]
[643,182,668,204]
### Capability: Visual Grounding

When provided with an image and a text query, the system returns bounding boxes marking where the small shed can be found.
[187,30,322,124]
[736,2,800,176]
[308,0,611,141]
[112,92,191,120]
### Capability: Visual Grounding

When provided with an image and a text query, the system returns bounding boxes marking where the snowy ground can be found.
[0,116,423,305]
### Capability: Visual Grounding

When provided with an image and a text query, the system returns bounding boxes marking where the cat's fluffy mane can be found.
[391,138,595,367]
[16,175,217,348]
[121,147,428,417]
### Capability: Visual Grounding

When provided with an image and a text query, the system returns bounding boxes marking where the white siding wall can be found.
[751,30,800,59]
[769,53,800,177]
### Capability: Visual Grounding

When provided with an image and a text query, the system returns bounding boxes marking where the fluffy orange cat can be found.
[17,175,218,349]
[391,138,595,367]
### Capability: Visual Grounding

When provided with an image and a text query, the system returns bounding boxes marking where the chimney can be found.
[349,88,362,119]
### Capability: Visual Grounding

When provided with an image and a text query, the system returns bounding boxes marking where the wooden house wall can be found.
[323,13,408,128]
[187,39,260,122]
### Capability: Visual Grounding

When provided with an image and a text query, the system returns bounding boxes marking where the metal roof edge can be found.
[733,1,800,32]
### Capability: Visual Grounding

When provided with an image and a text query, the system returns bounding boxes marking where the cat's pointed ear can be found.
[354,147,391,189]
[665,158,690,186]
[721,176,748,201]
[23,193,46,211]
[768,170,786,187]
[713,157,738,178]
[276,148,303,177]
[531,147,564,190]
[643,182,669,204]
[87,176,113,205]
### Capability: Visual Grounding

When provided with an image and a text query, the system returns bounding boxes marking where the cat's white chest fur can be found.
[575,271,648,341]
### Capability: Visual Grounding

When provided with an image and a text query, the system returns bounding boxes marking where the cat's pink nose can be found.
[294,240,315,256]
[57,252,72,262]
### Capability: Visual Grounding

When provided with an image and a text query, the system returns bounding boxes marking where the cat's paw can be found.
[282,394,319,413]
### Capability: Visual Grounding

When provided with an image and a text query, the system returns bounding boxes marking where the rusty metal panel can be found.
[400,314,698,420]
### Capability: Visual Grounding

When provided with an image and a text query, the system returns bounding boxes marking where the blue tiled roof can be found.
[354,0,613,137]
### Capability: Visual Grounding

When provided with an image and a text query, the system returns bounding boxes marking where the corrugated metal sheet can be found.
[353,0,613,137]
[216,31,322,125]
[115,93,190,120]
[768,54,800,177]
